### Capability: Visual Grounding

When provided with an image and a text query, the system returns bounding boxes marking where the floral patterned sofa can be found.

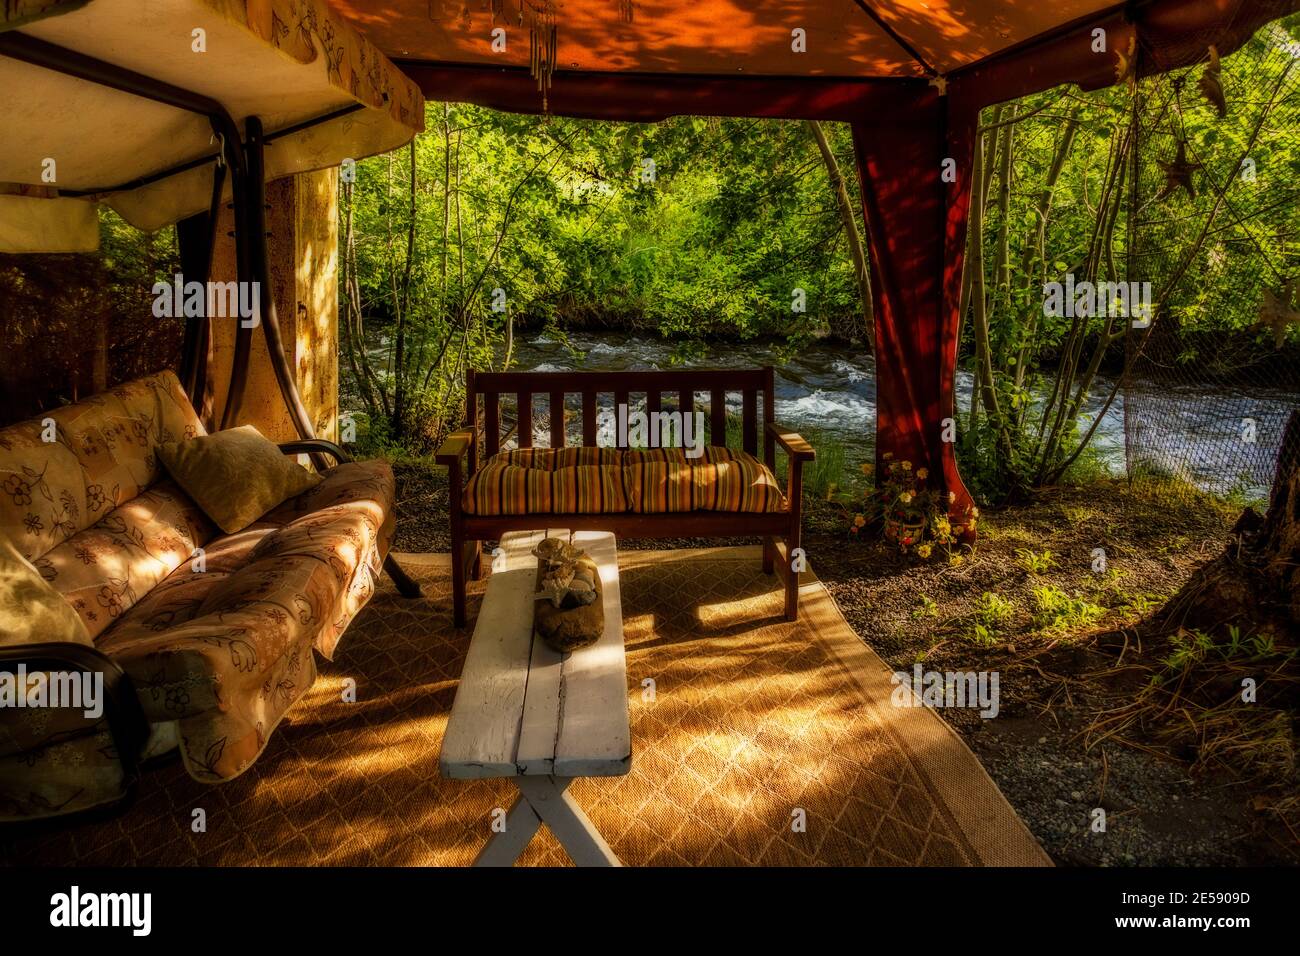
[0,371,405,821]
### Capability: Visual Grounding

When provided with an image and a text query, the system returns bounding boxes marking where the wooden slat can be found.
[614,390,628,448]
[679,389,691,416]
[742,389,758,456]
[711,389,727,448]
[582,391,597,446]
[554,532,629,777]
[438,534,546,778]
[513,532,629,778]
[485,391,500,457]
[475,368,766,394]
[762,367,776,467]
[646,390,661,418]
[518,391,533,448]
[550,390,565,447]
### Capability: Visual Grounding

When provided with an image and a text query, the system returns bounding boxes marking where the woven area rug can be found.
[2,547,1049,866]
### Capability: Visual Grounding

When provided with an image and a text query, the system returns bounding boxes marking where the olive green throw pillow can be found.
[158,425,322,534]
[0,533,91,647]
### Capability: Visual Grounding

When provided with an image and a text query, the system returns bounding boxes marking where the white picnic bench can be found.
[439,530,631,867]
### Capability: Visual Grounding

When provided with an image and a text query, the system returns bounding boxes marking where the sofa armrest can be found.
[436,428,474,467]
[0,642,149,777]
[766,422,815,462]
[278,438,352,466]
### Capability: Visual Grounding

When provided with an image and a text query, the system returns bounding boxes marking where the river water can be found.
[505,330,1296,501]
[357,329,1295,500]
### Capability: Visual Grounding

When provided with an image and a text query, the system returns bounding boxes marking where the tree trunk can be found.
[807,120,874,350]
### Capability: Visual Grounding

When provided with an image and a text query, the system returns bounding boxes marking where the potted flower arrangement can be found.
[848,454,977,561]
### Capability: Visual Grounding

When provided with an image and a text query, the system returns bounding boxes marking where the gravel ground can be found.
[388,459,1297,865]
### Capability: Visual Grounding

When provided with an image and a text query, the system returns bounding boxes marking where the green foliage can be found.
[1031,585,1106,634]
[1015,548,1055,574]
[958,18,1300,500]
[341,106,871,451]
[967,591,1017,643]
[798,429,847,501]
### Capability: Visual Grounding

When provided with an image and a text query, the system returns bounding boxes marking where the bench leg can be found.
[516,776,621,867]
[473,793,543,867]
[783,558,799,622]
[451,528,467,628]
[468,540,484,582]
[384,555,422,599]
[472,776,620,867]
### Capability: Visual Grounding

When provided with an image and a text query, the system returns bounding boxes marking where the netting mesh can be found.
[1123,14,1300,505]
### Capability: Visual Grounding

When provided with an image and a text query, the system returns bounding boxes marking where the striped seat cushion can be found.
[494,446,622,470]
[462,456,628,515]
[462,446,787,516]
[622,446,787,514]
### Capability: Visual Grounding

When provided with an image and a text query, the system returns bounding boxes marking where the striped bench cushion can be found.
[494,446,622,470]
[462,446,787,516]
[622,446,787,514]
[462,460,628,515]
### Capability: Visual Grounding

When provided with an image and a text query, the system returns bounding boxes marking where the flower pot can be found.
[884,513,926,546]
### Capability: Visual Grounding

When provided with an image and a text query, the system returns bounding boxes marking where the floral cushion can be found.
[0,371,397,803]
[0,370,203,562]
[93,460,395,782]
[0,719,125,822]
[40,479,216,640]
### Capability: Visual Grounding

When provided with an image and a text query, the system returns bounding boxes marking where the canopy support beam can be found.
[239,116,329,467]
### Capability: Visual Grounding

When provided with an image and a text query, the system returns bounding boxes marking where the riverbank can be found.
[387,460,1297,865]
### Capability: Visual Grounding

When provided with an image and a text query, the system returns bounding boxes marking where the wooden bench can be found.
[440,530,629,866]
[436,366,814,627]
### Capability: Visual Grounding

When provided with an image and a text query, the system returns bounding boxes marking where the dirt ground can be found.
[390,460,1298,865]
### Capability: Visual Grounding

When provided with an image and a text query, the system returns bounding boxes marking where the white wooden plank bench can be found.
[439,529,631,866]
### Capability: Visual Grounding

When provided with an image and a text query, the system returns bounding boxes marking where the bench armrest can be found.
[436,428,475,466]
[0,642,150,779]
[278,438,352,465]
[766,423,815,462]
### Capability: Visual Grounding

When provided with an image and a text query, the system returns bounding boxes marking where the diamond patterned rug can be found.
[2,547,1049,866]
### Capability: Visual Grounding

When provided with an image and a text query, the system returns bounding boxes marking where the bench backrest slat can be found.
[467,367,774,464]
[549,390,565,448]
[518,392,533,448]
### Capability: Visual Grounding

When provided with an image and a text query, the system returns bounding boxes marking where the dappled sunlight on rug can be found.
[2,548,1048,866]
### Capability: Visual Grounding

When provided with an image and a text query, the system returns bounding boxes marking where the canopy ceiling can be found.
[0,0,425,252]
[327,0,1122,79]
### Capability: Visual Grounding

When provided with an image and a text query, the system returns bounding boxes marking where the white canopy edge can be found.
[0,0,426,252]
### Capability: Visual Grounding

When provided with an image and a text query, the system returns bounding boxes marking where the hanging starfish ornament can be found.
[1156,139,1201,200]
[1198,44,1228,117]
[1254,279,1300,349]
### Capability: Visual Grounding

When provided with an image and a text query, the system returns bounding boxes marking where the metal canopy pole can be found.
[240,115,328,464]
[0,30,254,428]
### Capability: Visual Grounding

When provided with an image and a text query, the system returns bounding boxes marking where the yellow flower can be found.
[883,452,893,460]
[916,467,929,480]
[900,460,912,470]
[949,553,964,566]
[948,491,957,502]
[970,506,980,518]
[899,491,914,504]
[853,514,866,528]
[859,462,875,476]
[916,543,933,559]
